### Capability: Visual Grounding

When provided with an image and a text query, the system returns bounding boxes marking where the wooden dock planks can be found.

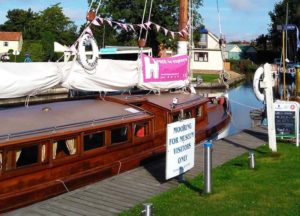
[5,127,267,216]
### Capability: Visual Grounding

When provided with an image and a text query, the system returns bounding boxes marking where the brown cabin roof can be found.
[106,93,208,112]
[0,99,151,142]
[0,32,22,41]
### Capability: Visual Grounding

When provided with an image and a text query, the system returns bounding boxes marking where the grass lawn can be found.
[120,143,300,216]
[193,74,219,83]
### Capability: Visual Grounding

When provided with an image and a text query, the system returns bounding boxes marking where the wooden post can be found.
[178,0,188,54]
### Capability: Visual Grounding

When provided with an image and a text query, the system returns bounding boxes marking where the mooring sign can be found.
[166,118,195,180]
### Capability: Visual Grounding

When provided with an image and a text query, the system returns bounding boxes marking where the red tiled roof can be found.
[0,32,22,41]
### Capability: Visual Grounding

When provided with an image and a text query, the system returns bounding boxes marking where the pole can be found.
[264,63,277,152]
[178,0,188,54]
[203,141,213,193]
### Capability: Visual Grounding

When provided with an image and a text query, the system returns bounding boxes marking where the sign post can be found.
[274,100,299,147]
[166,118,195,180]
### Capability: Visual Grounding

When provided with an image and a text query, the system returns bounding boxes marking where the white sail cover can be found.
[0,62,63,98]
[61,59,139,92]
[0,55,189,99]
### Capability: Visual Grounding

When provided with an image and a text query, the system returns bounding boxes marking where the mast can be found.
[178,0,188,54]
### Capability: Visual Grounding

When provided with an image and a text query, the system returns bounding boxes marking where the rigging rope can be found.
[144,0,154,42]
[139,0,148,40]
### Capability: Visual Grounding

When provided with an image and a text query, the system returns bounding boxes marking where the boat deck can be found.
[5,126,267,216]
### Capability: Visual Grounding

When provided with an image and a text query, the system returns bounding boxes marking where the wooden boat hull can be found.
[0,94,230,213]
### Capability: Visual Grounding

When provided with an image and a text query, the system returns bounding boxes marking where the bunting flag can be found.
[138,24,146,30]
[155,24,161,32]
[129,24,135,32]
[122,24,128,31]
[163,28,168,36]
[145,21,152,29]
[69,45,77,55]
[84,27,93,36]
[92,19,101,26]
[106,20,113,27]
[170,31,175,39]
[88,17,191,39]
[98,17,104,24]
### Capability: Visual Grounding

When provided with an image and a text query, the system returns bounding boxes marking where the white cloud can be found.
[227,0,254,12]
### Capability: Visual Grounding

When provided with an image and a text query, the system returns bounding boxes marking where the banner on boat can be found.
[141,54,188,83]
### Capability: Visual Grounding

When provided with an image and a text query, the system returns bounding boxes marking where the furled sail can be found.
[0,55,189,99]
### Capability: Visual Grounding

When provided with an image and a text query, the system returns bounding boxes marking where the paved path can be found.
[6,127,267,216]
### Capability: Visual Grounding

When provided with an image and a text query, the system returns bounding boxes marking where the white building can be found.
[0,32,23,55]
[191,31,224,73]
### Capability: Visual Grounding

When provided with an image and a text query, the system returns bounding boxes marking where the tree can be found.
[86,0,203,55]
[268,0,300,55]
[0,9,39,39]
[37,4,78,45]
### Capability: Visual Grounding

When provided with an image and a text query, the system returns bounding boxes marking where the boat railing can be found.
[0,112,147,141]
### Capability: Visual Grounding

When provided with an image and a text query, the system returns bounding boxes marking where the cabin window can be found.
[194,52,208,62]
[6,144,41,170]
[111,126,128,144]
[53,137,77,160]
[184,109,193,119]
[172,113,180,122]
[134,122,149,138]
[83,131,105,151]
[196,106,203,118]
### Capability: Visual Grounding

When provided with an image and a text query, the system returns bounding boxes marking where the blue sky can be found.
[200,0,280,41]
[0,0,280,42]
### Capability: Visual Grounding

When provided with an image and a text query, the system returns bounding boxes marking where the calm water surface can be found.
[227,82,263,135]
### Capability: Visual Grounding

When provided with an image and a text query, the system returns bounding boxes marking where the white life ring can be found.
[78,34,98,71]
[253,66,264,102]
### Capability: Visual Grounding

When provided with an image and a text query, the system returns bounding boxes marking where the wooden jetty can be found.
[5,126,267,216]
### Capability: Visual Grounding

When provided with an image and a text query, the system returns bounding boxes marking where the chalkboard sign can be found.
[274,101,299,146]
[275,111,296,138]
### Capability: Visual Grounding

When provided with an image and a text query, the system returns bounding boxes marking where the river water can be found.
[198,79,264,137]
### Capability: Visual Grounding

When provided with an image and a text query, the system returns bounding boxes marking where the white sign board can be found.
[166,118,195,180]
[274,100,299,147]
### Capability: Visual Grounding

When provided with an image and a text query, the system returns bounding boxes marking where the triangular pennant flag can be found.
[106,19,113,27]
[155,24,161,32]
[122,24,128,31]
[163,28,168,36]
[170,31,175,39]
[84,27,93,36]
[98,17,104,24]
[69,45,77,55]
[114,22,122,27]
[178,32,183,37]
[92,19,101,26]
[181,29,188,35]
[138,24,146,30]
[145,21,152,29]
[129,24,135,32]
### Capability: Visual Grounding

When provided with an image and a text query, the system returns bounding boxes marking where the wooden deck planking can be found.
[5,127,267,216]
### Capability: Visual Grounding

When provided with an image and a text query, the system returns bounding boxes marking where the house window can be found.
[3,42,8,47]
[194,52,208,62]
[111,126,128,144]
[197,34,207,48]
[53,137,77,160]
[83,131,105,151]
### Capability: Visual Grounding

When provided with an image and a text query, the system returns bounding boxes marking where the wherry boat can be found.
[0,1,231,212]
